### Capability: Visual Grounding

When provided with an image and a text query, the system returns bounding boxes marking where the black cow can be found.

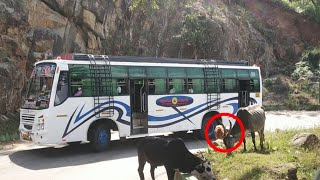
[137,136,215,180]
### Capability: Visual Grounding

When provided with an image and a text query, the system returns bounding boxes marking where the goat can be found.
[214,125,225,140]
[223,104,266,152]
[137,136,215,180]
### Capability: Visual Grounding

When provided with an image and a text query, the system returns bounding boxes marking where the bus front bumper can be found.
[19,129,48,143]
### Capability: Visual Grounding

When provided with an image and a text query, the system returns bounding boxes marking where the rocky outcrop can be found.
[0,0,319,115]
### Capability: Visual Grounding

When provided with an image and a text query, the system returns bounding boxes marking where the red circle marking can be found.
[205,113,245,153]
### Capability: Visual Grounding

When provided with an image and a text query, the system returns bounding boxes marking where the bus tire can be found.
[198,117,221,140]
[89,123,111,152]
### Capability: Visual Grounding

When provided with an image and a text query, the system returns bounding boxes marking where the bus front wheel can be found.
[89,123,111,152]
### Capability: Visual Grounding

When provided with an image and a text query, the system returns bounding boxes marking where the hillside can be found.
[0,0,319,115]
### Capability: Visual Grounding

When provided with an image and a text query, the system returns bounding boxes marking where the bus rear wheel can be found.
[89,123,111,152]
[198,117,221,140]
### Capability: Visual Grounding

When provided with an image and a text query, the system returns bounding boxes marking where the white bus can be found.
[19,54,262,151]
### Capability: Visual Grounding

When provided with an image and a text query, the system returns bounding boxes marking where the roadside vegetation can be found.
[0,113,20,146]
[263,47,320,110]
[275,0,320,23]
[205,128,320,180]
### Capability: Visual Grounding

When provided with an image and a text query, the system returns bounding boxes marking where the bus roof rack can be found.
[57,53,249,66]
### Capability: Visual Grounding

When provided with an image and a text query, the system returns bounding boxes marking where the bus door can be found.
[238,79,250,108]
[130,79,148,134]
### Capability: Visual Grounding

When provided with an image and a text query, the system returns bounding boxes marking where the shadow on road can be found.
[9,133,209,170]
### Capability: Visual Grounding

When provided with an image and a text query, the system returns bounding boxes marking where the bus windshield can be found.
[22,63,56,109]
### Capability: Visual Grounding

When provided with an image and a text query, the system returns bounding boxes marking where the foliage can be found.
[0,113,19,138]
[291,47,320,81]
[205,128,320,180]
[278,0,320,23]
[178,9,217,59]
[129,0,160,12]
[291,61,314,80]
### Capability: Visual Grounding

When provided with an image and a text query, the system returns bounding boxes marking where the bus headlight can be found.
[37,124,40,130]
[41,124,44,129]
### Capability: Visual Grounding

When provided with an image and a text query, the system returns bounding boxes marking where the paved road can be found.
[0,136,206,180]
[0,111,319,180]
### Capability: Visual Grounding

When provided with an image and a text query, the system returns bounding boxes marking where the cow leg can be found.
[243,138,247,152]
[259,129,265,150]
[138,154,146,180]
[251,131,257,151]
[164,166,175,180]
[150,165,156,180]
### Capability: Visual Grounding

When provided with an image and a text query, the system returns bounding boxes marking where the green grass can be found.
[205,128,320,180]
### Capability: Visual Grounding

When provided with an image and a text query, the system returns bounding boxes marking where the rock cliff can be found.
[0,0,319,114]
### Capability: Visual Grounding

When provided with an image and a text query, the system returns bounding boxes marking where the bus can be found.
[19,53,262,151]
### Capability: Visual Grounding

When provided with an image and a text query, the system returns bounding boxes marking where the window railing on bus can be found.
[69,65,91,97]
[222,79,237,93]
[148,79,166,95]
[187,78,203,93]
[54,71,69,106]
[250,79,260,92]
[116,79,128,95]
[168,79,186,94]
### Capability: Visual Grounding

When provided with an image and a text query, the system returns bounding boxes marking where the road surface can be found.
[0,111,319,180]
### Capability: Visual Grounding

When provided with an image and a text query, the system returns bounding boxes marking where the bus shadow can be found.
[9,134,209,170]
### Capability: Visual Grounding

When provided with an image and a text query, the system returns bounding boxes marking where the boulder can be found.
[291,133,320,150]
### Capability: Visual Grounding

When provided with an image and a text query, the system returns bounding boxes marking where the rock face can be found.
[0,0,320,115]
[291,133,320,150]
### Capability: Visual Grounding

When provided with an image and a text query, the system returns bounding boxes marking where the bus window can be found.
[192,79,203,93]
[187,68,203,78]
[153,79,166,94]
[129,66,146,77]
[187,79,194,93]
[168,79,186,94]
[249,69,259,78]
[55,71,68,106]
[237,69,250,78]
[250,79,260,92]
[116,79,128,95]
[221,69,237,78]
[168,67,186,78]
[147,67,167,78]
[69,65,90,96]
[222,79,237,93]
[148,79,155,95]
[112,66,128,78]
[70,78,83,97]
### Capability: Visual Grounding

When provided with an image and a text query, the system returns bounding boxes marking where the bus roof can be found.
[53,53,249,66]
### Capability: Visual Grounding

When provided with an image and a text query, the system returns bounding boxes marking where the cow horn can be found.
[221,123,227,137]
[228,120,232,135]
